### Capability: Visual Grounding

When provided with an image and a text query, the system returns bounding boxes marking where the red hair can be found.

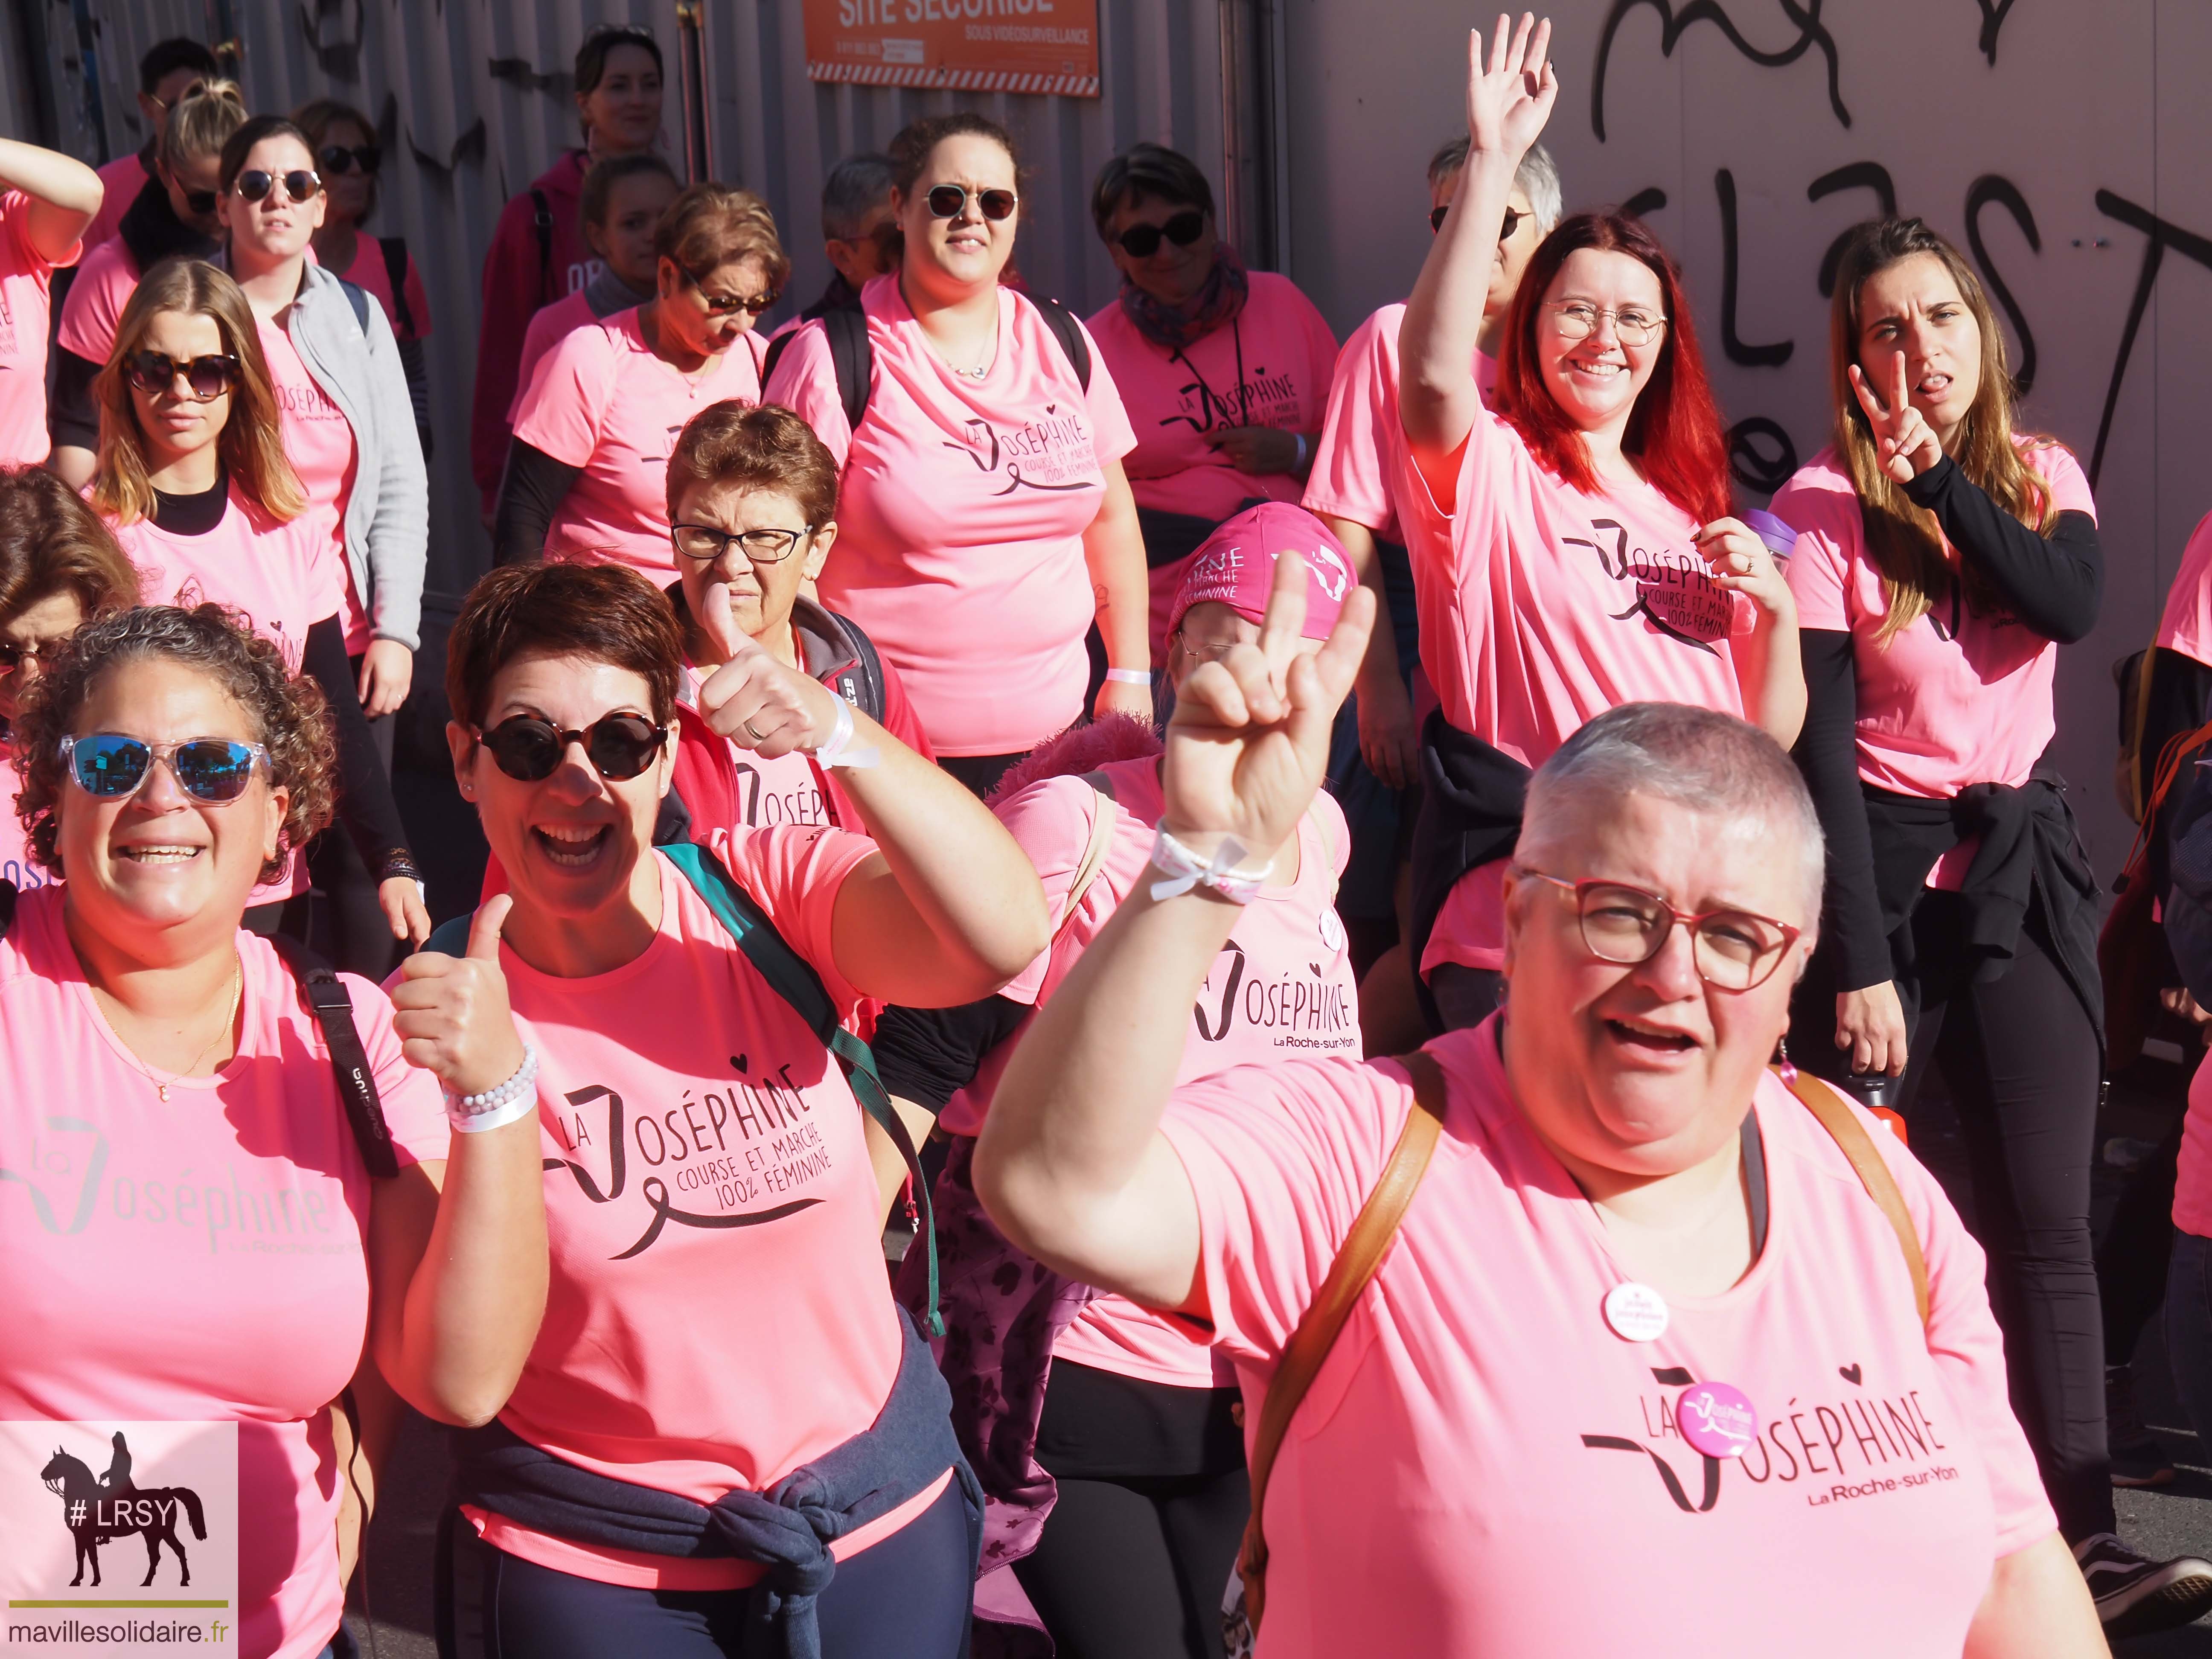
[1492,212,1731,526]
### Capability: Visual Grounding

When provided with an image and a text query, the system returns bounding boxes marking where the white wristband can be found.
[1105,668,1153,687]
[810,695,879,770]
[448,1043,539,1132]
[1148,825,1270,905]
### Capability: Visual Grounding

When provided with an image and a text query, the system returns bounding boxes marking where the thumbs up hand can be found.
[390,894,530,1099]
[696,583,843,758]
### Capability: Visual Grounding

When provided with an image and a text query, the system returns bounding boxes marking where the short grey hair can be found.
[1518,703,1825,921]
[1426,137,1564,235]
[821,151,895,242]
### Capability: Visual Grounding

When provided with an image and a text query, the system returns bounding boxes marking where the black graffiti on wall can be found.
[1717,169,1794,367]
[1972,0,2021,65]
[1809,163,1897,297]
[1963,175,2040,395]
[1592,0,1849,142]
[2087,190,2212,490]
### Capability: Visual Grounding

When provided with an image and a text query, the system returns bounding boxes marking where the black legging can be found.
[1014,1360,1249,1659]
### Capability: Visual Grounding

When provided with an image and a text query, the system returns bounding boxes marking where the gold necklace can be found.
[113,958,244,1103]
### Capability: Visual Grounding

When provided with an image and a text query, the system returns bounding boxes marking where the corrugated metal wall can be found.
[6,0,1232,596]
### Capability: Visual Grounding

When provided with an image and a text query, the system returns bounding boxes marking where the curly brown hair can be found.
[11,605,336,883]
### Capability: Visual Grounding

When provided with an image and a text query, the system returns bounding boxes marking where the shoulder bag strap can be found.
[268,935,400,1180]
[1237,1047,1447,1633]
[760,326,797,390]
[823,305,873,435]
[529,187,554,302]
[1029,294,1093,391]
[1774,1065,1930,1328]
[1053,771,1121,941]
[378,235,416,339]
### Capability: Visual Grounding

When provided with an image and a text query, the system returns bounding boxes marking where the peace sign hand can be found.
[1158,555,1374,873]
[1466,13,1558,165]
[1848,352,1945,484]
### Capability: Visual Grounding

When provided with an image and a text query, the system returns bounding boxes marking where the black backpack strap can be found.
[1029,294,1092,392]
[0,879,15,937]
[423,913,472,956]
[530,186,555,302]
[761,326,797,390]
[267,936,400,1180]
[378,235,416,339]
[337,275,372,336]
[821,305,873,435]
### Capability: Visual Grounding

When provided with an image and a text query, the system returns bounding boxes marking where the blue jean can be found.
[2164,1230,2212,1456]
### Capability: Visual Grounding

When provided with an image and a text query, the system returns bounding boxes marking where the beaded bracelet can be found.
[1147,826,1271,905]
[448,1044,539,1133]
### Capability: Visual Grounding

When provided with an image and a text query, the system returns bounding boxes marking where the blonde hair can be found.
[157,78,247,173]
[91,259,306,528]
[1828,218,2054,646]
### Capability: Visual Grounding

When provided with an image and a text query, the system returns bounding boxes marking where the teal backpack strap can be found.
[659,841,942,1335]
[424,911,473,957]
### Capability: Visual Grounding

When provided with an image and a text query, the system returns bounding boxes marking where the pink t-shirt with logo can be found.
[82,151,151,251]
[2157,509,2212,669]
[1158,1024,2054,1659]
[462,832,953,1589]
[765,275,1139,757]
[111,489,338,903]
[1302,300,1495,545]
[511,309,768,582]
[257,320,365,652]
[1777,440,2096,801]
[942,755,1356,1386]
[0,885,448,1659]
[0,737,55,895]
[0,190,79,466]
[1396,413,1749,974]
[509,290,594,423]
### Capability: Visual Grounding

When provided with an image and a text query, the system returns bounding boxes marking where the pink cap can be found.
[1167,503,1354,642]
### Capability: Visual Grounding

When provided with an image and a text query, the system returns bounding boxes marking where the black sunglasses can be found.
[318,143,381,177]
[1431,203,1525,241]
[476,713,667,783]
[925,183,1017,222]
[676,263,780,316]
[125,350,241,402]
[1115,209,1207,259]
[234,169,321,205]
[182,187,219,217]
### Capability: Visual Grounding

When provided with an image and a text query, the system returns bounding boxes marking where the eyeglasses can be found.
[317,143,381,177]
[676,263,780,316]
[1546,300,1668,348]
[124,350,241,402]
[1115,209,1206,259]
[925,184,1018,222]
[1173,629,1244,664]
[670,523,814,565]
[182,187,220,217]
[475,713,667,783]
[233,169,321,205]
[0,637,64,675]
[1431,204,1525,242]
[1513,867,1800,992]
[60,734,269,804]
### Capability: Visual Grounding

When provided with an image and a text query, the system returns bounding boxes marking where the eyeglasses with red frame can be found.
[1511,866,1800,992]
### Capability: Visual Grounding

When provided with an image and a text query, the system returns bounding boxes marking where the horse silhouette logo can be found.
[39,1432,207,1587]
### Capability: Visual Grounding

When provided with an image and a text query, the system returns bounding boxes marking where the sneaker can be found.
[2073,1533,2212,1637]
[2108,1363,2178,1488]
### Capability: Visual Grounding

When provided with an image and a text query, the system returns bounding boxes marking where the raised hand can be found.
[1693,518,1795,623]
[693,582,842,758]
[391,894,527,1098]
[1848,351,1944,483]
[1160,553,1374,865]
[1465,13,1557,165]
[378,876,433,947]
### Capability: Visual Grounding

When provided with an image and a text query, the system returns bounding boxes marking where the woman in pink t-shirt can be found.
[871,504,1356,1659]
[0,138,101,468]
[498,183,781,581]
[1769,218,2187,1624]
[1082,143,1340,660]
[1396,27,1802,1036]
[972,528,2106,1655]
[90,258,429,954]
[429,561,1046,1658]
[764,112,1154,795]
[0,601,549,1659]
[0,468,141,891]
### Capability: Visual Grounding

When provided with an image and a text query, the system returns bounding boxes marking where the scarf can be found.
[1117,242,1249,352]
[118,172,218,276]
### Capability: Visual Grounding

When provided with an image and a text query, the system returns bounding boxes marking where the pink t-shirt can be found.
[0,736,55,895]
[676,664,841,831]
[55,232,137,367]
[942,756,1356,1387]
[1777,440,2096,801]
[764,275,1139,757]
[257,320,366,653]
[2157,509,2212,669]
[111,488,338,903]
[509,290,594,423]
[1159,1024,2054,1658]
[465,832,954,1589]
[82,151,151,251]
[0,190,78,466]
[0,885,448,1659]
[1302,300,1495,545]
[1396,414,1749,974]
[2176,1045,2212,1239]
[334,235,431,343]
[510,308,768,582]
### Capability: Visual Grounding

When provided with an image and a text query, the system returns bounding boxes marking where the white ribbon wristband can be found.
[1105,668,1153,687]
[1148,826,1269,905]
[448,1043,539,1132]
[810,696,879,770]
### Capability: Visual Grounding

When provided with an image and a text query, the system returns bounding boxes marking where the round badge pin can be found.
[1675,1381,1759,1459]
[1601,1281,1669,1342]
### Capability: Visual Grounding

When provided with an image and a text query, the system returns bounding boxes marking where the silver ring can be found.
[742,717,767,742]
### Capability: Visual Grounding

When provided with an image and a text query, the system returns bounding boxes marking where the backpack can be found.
[423,841,942,1330]
[378,236,417,339]
[530,186,556,303]
[0,882,399,1179]
[759,291,1093,435]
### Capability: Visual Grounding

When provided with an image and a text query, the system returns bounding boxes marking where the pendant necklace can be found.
[120,958,244,1102]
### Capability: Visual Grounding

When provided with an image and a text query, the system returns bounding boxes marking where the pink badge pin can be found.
[1675,1382,1759,1459]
